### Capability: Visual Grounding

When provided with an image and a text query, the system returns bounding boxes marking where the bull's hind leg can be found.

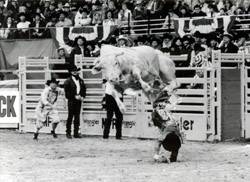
[132,66,152,92]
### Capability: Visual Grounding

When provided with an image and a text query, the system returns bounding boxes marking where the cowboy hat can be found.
[46,78,60,86]
[68,64,81,72]
[117,35,133,46]
[223,33,233,39]
[63,3,70,8]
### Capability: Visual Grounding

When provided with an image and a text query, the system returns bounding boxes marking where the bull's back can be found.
[131,46,160,76]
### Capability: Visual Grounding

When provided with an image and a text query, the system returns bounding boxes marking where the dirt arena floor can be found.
[1,130,250,182]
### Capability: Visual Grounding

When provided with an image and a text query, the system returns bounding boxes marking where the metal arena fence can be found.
[17,52,250,141]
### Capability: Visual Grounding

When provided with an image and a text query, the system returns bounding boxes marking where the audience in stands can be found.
[0,0,250,58]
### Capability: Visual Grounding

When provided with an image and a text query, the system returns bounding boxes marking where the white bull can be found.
[92,45,179,113]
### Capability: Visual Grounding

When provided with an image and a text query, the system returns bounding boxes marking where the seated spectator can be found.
[35,7,46,20]
[7,0,19,20]
[218,8,227,16]
[0,16,16,39]
[46,12,58,28]
[86,42,99,57]
[207,32,220,60]
[74,8,91,27]
[160,33,173,53]
[30,13,46,38]
[170,37,185,55]
[193,31,202,44]
[192,5,206,17]
[44,2,57,22]
[16,12,30,39]
[242,0,250,14]
[56,11,72,27]
[135,36,146,46]
[117,35,133,47]
[118,3,132,22]
[236,33,249,53]
[178,6,191,18]
[219,33,239,53]
[150,37,161,50]
[91,11,103,25]
[63,3,75,24]
[56,2,64,12]
[133,0,146,20]
[146,0,164,19]
[103,10,116,26]
[162,9,178,28]
[182,35,195,54]
[206,4,219,18]
[107,0,118,19]
[69,36,90,65]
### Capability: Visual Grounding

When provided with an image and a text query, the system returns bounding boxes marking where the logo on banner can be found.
[0,96,16,117]
[179,117,194,131]
[0,90,19,125]
[84,119,99,127]
[101,118,136,129]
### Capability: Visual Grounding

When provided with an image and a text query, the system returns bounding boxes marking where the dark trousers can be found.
[103,94,123,138]
[66,100,82,136]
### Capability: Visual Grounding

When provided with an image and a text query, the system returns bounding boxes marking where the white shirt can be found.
[17,21,30,30]
[72,76,80,94]
[105,81,122,97]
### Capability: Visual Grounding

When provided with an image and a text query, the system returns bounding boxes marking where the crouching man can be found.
[33,78,64,140]
[151,91,182,163]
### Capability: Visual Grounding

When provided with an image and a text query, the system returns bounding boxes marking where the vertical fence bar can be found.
[18,57,26,132]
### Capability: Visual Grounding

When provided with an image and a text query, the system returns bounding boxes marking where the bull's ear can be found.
[91,58,102,74]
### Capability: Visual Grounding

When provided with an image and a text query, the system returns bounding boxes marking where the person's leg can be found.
[50,110,60,138]
[73,101,82,138]
[34,108,46,140]
[153,140,162,160]
[170,149,179,162]
[114,104,123,139]
[103,94,114,139]
[66,101,74,138]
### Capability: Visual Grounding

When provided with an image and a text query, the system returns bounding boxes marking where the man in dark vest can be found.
[64,65,86,138]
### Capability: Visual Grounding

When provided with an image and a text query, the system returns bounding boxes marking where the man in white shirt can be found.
[16,12,30,38]
[55,11,72,27]
[103,80,123,139]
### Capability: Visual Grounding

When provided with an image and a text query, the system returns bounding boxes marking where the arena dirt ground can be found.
[1,130,250,182]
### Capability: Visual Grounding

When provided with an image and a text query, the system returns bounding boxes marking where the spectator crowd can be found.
[0,0,250,63]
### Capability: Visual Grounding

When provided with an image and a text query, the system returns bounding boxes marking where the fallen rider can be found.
[151,91,182,163]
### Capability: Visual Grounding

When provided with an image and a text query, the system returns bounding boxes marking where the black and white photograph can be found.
[1,0,250,181]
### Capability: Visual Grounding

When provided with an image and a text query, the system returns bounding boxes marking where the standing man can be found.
[103,80,123,139]
[64,65,86,139]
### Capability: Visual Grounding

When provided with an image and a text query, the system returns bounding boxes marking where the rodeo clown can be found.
[151,90,182,163]
[33,78,64,140]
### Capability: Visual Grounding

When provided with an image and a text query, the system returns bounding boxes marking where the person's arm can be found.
[64,79,75,100]
[80,79,86,98]
[40,88,52,107]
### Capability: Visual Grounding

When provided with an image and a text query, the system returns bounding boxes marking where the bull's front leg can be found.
[132,66,152,92]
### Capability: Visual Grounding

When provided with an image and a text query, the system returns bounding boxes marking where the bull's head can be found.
[91,52,124,83]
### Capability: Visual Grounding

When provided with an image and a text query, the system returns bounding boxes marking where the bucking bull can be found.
[92,45,179,111]
[92,45,182,163]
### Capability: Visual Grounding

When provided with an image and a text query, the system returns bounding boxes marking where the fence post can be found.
[18,57,26,132]
[128,13,131,35]
[147,10,151,35]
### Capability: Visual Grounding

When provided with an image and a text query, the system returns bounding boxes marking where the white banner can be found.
[0,90,20,128]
